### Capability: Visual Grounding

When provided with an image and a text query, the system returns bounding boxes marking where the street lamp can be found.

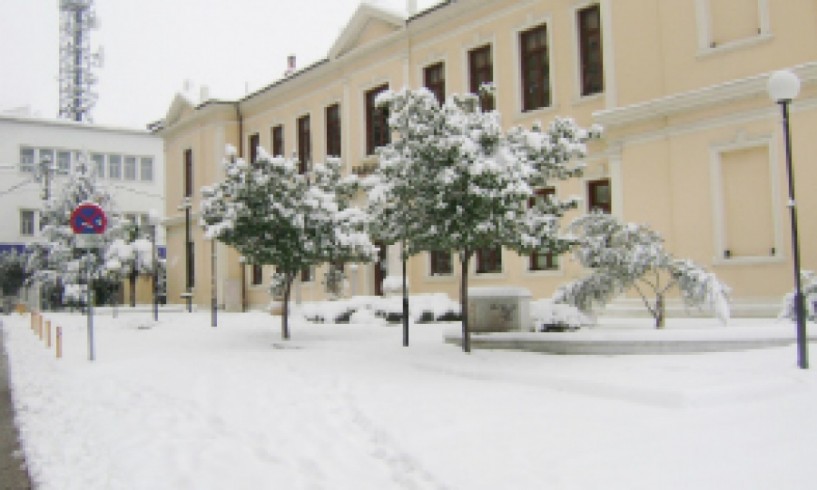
[177,197,193,313]
[768,69,808,369]
[148,209,160,322]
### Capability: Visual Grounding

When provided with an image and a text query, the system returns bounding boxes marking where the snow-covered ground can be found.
[2,308,816,490]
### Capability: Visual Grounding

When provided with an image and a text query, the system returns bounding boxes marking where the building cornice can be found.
[594,61,817,128]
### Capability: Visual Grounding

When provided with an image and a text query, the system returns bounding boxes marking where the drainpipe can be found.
[234,101,246,312]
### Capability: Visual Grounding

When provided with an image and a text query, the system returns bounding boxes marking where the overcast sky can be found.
[0,0,438,129]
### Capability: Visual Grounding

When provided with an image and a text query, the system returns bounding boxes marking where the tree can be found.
[553,213,730,328]
[392,89,598,352]
[201,146,375,340]
[0,249,30,298]
[105,233,154,306]
[367,87,446,346]
[26,156,128,308]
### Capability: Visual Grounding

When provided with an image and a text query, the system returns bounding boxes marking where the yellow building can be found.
[157,0,817,316]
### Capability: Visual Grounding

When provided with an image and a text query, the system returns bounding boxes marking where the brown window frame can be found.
[468,44,494,111]
[251,264,263,286]
[429,250,453,276]
[476,246,502,274]
[326,103,341,158]
[271,125,284,157]
[520,23,551,112]
[297,114,311,174]
[183,149,193,198]
[528,187,559,271]
[588,178,612,214]
[423,62,446,104]
[248,133,260,165]
[578,4,604,97]
[365,84,390,155]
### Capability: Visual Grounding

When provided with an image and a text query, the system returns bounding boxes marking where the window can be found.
[20,147,35,173]
[424,62,445,104]
[91,153,105,178]
[708,0,762,46]
[301,266,313,283]
[468,45,494,110]
[108,154,122,180]
[57,150,71,175]
[249,133,260,164]
[430,250,453,275]
[326,104,341,158]
[476,246,502,274]
[39,149,55,173]
[251,264,263,286]
[520,24,551,111]
[365,84,390,155]
[20,210,35,236]
[124,156,137,181]
[184,149,193,198]
[297,115,311,174]
[719,146,774,258]
[140,157,153,181]
[588,179,611,214]
[529,188,558,271]
[578,4,604,96]
[272,125,284,157]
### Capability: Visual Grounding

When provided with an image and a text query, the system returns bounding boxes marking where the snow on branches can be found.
[554,213,730,328]
[201,147,376,339]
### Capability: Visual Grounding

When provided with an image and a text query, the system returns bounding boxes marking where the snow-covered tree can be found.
[380,89,598,352]
[554,213,730,328]
[105,231,155,306]
[201,145,376,340]
[0,249,30,298]
[367,87,447,346]
[26,156,128,307]
[779,270,817,321]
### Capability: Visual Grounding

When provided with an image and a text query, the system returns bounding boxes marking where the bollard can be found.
[45,321,51,348]
[30,312,35,331]
[56,326,62,359]
[38,315,43,340]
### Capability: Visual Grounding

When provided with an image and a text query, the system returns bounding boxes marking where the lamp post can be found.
[148,209,159,322]
[178,197,193,313]
[209,236,217,327]
[768,69,808,369]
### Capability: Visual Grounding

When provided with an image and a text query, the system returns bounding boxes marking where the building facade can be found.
[0,113,166,303]
[158,0,817,315]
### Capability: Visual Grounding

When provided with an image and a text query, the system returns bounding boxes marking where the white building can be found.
[0,113,165,266]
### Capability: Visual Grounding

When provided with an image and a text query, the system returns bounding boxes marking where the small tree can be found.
[26,156,127,308]
[201,146,375,339]
[0,249,30,298]
[367,87,447,346]
[554,213,730,328]
[407,90,598,352]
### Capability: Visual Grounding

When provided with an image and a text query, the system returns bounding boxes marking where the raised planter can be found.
[468,287,531,332]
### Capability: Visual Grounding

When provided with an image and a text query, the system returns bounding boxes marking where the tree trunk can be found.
[460,251,471,353]
[129,270,137,307]
[402,252,409,347]
[281,273,294,340]
[655,293,665,329]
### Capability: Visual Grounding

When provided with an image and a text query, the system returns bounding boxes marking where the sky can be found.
[0,0,439,129]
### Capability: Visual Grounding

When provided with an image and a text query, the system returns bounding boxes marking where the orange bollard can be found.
[45,321,51,348]
[56,326,62,359]
[38,315,43,339]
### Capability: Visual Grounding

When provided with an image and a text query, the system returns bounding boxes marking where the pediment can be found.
[328,3,405,60]
[163,93,197,128]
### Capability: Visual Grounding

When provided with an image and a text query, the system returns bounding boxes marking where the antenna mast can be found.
[58,0,100,123]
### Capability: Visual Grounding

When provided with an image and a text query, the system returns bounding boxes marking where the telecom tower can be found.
[58,0,101,123]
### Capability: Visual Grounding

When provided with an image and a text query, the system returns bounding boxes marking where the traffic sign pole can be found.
[71,202,107,362]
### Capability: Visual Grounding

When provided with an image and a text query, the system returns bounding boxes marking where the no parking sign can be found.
[71,202,107,249]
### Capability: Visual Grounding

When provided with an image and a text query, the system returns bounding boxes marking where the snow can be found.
[3,309,817,489]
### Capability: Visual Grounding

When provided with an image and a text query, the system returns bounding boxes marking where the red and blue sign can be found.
[70,202,108,235]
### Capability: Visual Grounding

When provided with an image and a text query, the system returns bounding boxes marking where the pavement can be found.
[0,319,32,489]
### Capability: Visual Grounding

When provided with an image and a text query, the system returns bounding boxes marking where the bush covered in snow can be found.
[529,299,591,332]
[554,213,730,328]
[779,270,817,321]
[297,294,461,325]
